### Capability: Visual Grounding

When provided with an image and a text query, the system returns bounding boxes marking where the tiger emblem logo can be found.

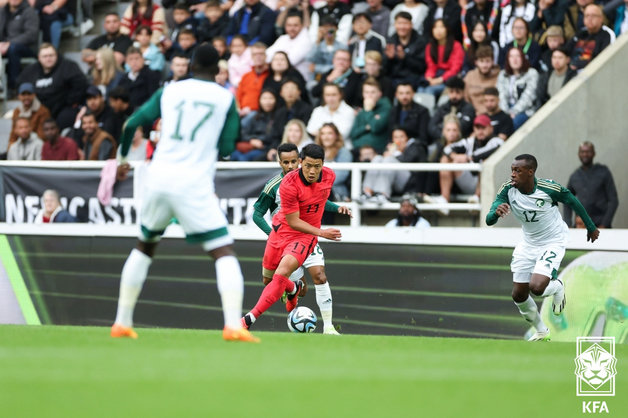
[574,343,617,390]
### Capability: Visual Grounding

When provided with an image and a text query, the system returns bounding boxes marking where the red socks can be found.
[251,274,294,318]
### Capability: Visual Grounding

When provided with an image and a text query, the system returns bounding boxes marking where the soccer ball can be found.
[287,306,317,333]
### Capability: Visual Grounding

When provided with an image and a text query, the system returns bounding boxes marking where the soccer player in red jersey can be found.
[242,144,342,328]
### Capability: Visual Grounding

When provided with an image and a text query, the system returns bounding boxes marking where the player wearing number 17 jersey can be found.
[243,144,342,329]
[110,44,259,343]
[486,154,599,341]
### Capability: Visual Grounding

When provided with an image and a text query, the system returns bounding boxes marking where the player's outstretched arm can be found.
[551,184,599,242]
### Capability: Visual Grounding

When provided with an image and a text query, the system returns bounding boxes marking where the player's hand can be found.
[587,229,600,243]
[320,228,342,241]
[495,203,510,217]
[116,163,131,181]
[337,206,352,217]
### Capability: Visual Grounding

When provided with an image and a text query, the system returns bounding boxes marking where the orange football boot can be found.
[110,323,138,339]
[223,327,260,343]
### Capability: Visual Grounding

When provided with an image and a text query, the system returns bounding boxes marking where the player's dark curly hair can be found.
[277,143,298,155]
[515,154,537,171]
[300,144,325,161]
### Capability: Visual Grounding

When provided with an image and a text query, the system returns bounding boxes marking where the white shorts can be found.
[139,183,233,252]
[511,241,565,283]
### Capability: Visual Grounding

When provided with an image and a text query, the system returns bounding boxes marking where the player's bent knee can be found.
[512,290,528,303]
[529,282,545,296]
[209,245,235,260]
[312,270,327,284]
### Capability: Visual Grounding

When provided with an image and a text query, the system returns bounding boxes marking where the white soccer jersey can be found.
[488,178,573,245]
[152,79,235,186]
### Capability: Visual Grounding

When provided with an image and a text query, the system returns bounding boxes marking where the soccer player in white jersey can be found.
[486,154,599,341]
[110,44,259,343]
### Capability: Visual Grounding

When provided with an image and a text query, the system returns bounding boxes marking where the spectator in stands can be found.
[462,0,495,47]
[389,0,429,37]
[422,19,464,99]
[162,53,190,86]
[9,82,51,147]
[306,83,355,142]
[348,13,385,72]
[388,82,430,147]
[167,29,199,60]
[90,47,125,99]
[385,198,431,228]
[227,35,252,87]
[267,78,312,150]
[536,46,576,108]
[82,12,132,68]
[225,0,277,47]
[83,85,121,139]
[482,87,514,140]
[273,0,310,34]
[497,47,539,130]
[7,117,43,160]
[81,112,116,160]
[280,119,312,152]
[116,126,148,161]
[499,17,541,69]
[564,141,618,228]
[385,11,427,89]
[462,20,500,74]
[215,59,236,94]
[424,114,461,194]
[120,0,166,45]
[133,25,165,72]
[350,77,392,155]
[529,0,571,41]
[360,50,394,101]
[166,3,198,49]
[18,43,88,130]
[237,42,269,117]
[315,122,352,201]
[428,114,503,214]
[424,0,462,42]
[197,0,229,43]
[118,46,161,109]
[233,89,278,161]
[34,0,74,50]
[0,0,39,95]
[307,16,344,81]
[108,86,133,121]
[40,118,79,160]
[613,0,628,37]
[538,25,565,73]
[311,49,361,107]
[266,12,313,81]
[366,0,390,38]
[360,126,427,203]
[464,45,500,114]
[308,0,353,45]
[566,0,602,42]
[262,51,308,102]
[497,0,536,49]
[428,76,475,142]
[35,189,77,223]
[212,36,229,61]
[567,4,615,71]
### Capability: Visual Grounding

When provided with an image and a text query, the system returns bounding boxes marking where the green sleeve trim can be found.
[120,88,162,157]
[252,192,275,235]
[324,200,340,213]
[217,99,240,157]
[538,180,596,232]
[486,182,511,226]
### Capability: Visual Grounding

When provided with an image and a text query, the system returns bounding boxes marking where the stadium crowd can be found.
[1,0,625,210]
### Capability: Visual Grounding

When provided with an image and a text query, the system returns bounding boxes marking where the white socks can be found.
[315,282,333,330]
[114,249,152,327]
[541,280,562,297]
[215,255,244,329]
[515,296,548,332]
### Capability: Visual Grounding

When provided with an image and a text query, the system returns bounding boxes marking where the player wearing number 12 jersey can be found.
[110,44,259,343]
[486,154,599,341]
[243,144,342,329]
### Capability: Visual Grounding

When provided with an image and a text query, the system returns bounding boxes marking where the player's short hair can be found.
[514,154,537,171]
[277,143,298,156]
[192,43,219,76]
[301,144,325,161]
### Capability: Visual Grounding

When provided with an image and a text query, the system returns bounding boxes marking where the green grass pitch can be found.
[0,325,626,418]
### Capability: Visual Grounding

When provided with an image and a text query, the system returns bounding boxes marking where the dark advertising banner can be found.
[3,234,592,339]
[0,166,276,224]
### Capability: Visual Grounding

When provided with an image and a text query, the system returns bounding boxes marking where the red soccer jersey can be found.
[272,166,335,240]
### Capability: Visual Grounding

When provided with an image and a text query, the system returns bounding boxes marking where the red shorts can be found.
[262,230,317,271]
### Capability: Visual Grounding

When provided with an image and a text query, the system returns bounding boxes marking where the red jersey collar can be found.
[298,168,323,186]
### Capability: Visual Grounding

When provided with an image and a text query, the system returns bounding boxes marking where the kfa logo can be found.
[574,337,617,396]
